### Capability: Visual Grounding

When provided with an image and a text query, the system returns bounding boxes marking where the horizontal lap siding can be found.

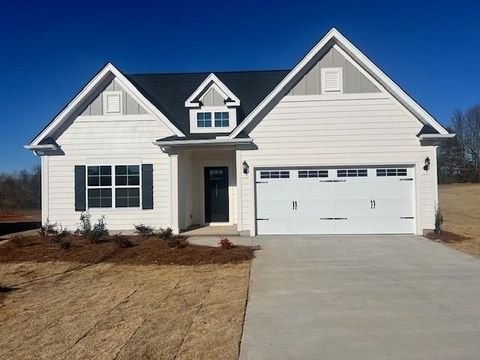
[47,116,172,231]
[240,96,436,234]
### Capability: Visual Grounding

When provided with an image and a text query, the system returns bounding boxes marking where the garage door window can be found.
[298,170,328,178]
[260,171,290,179]
[376,168,407,177]
[337,169,367,177]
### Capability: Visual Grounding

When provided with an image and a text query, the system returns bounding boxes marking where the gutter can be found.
[153,138,253,147]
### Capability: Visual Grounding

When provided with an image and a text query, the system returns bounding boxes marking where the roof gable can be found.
[185,73,240,108]
[28,63,185,146]
[229,28,449,138]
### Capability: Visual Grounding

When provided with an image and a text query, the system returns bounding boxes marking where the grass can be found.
[434,183,480,257]
[0,234,254,359]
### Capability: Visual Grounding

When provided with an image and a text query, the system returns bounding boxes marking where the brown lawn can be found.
[435,183,480,257]
[0,235,253,360]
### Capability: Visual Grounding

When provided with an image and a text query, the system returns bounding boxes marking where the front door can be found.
[204,166,229,223]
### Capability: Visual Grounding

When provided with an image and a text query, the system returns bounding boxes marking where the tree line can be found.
[0,166,41,212]
[438,104,480,183]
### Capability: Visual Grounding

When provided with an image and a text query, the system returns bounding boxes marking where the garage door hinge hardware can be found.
[400,216,414,219]
[255,181,268,184]
[320,217,348,220]
[319,180,347,183]
[256,218,269,221]
[399,178,413,181]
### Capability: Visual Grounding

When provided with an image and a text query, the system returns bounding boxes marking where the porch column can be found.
[235,149,243,231]
[170,152,180,234]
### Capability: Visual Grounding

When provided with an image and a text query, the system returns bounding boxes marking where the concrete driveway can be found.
[240,235,480,360]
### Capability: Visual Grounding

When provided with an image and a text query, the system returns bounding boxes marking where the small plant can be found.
[114,234,134,248]
[134,224,155,236]
[158,227,173,241]
[166,235,188,249]
[40,218,58,237]
[435,207,444,234]
[77,213,108,243]
[219,237,233,250]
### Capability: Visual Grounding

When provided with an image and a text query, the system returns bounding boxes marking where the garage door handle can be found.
[295,201,297,210]
[373,200,376,209]
[292,201,295,210]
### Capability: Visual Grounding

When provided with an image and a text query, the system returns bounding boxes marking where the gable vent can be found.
[103,91,122,114]
[321,68,343,94]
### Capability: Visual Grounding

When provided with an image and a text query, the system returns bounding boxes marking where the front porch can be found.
[170,147,242,234]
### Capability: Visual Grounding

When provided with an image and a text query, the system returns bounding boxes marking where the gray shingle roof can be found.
[126,70,289,138]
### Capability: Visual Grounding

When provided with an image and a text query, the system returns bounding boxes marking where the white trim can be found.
[229,28,449,138]
[170,154,180,234]
[419,134,455,140]
[24,144,58,151]
[189,107,236,133]
[75,114,155,122]
[29,63,184,146]
[102,91,123,115]
[235,150,243,231]
[185,73,240,108]
[153,138,252,147]
[41,156,49,225]
[321,67,343,94]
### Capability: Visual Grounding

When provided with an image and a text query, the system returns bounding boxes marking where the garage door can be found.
[255,167,415,235]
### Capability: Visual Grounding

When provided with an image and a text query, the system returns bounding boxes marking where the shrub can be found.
[77,213,108,243]
[158,227,173,241]
[40,218,58,237]
[166,235,188,249]
[435,207,444,234]
[219,237,233,250]
[114,234,134,248]
[134,224,155,236]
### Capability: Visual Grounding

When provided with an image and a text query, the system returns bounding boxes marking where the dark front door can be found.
[204,166,229,223]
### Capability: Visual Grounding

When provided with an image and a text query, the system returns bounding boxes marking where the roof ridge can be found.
[128,69,291,76]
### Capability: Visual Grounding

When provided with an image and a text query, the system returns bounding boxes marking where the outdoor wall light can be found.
[243,161,249,175]
[424,157,431,171]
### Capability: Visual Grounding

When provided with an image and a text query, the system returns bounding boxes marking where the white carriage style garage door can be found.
[255,167,415,235]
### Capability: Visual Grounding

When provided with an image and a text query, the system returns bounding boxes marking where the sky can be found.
[0,0,479,172]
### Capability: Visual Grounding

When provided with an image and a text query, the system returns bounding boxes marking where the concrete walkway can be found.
[240,235,480,360]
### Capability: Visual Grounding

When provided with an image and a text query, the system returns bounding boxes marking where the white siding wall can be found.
[46,115,173,231]
[239,94,437,235]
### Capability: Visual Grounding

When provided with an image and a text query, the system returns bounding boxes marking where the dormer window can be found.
[197,112,212,127]
[185,73,240,133]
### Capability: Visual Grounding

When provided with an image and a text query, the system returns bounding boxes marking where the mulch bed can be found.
[425,231,471,243]
[0,235,255,265]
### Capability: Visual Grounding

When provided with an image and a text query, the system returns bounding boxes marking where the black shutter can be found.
[74,165,86,211]
[142,164,153,209]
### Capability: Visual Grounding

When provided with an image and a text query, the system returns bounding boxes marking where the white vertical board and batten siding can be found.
[239,94,436,235]
[46,77,173,231]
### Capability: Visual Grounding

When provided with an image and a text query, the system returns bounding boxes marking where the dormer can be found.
[185,73,240,133]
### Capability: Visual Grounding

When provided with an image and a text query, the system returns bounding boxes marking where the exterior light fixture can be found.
[242,161,249,175]
[423,157,431,171]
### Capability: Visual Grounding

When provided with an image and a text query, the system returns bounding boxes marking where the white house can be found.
[25,28,453,236]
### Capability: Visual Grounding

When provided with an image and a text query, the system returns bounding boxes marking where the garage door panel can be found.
[255,166,415,235]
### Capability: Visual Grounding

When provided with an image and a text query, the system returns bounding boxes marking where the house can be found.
[25,28,453,236]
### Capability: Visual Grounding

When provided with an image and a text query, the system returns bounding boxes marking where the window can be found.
[337,169,367,177]
[214,112,229,127]
[86,165,141,208]
[260,170,290,179]
[197,112,212,127]
[298,170,329,178]
[321,68,343,94]
[115,165,141,208]
[376,168,408,177]
[103,91,122,114]
[87,166,112,208]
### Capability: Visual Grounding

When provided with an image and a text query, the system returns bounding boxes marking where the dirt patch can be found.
[438,183,480,257]
[0,260,250,359]
[425,231,471,243]
[0,234,255,266]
